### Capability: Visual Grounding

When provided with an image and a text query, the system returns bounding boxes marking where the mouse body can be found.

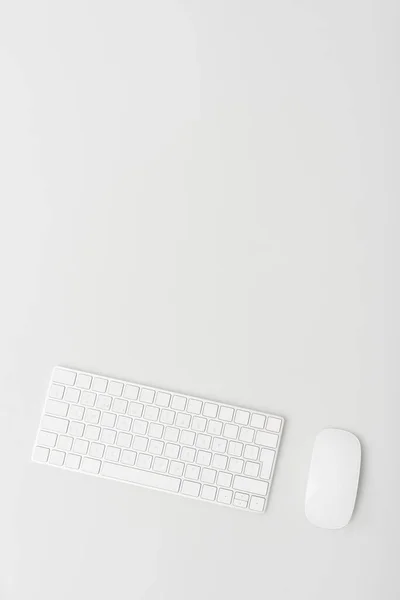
[305,428,361,529]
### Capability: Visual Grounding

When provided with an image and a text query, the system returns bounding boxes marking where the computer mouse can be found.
[305,428,361,529]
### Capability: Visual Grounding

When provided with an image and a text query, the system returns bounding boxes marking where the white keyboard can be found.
[32,367,284,513]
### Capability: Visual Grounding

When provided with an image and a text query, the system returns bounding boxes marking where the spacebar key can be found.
[102,462,181,493]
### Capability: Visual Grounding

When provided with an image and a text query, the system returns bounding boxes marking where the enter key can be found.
[260,448,275,480]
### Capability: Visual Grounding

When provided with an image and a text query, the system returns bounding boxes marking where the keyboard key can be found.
[68,404,84,421]
[169,461,184,477]
[140,388,155,404]
[53,368,76,386]
[249,496,266,512]
[235,492,249,502]
[148,439,164,455]
[181,480,201,497]
[203,402,218,418]
[244,444,259,460]
[224,423,239,439]
[68,421,84,437]
[212,454,227,470]
[49,384,65,400]
[148,423,163,438]
[185,465,201,480]
[229,458,244,473]
[37,431,57,448]
[105,446,120,462]
[73,439,89,455]
[65,453,81,470]
[260,448,275,480]
[102,462,180,493]
[233,498,248,509]
[92,377,108,393]
[33,446,49,463]
[180,447,196,462]
[101,412,116,428]
[165,443,179,459]
[144,405,159,421]
[132,435,147,451]
[117,432,133,448]
[212,437,227,453]
[108,381,124,397]
[57,435,73,451]
[96,394,112,410]
[160,409,175,425]
[116,415,132,431]
[192,416,207,432]
[101,428,116,445]
[233,476,268,496]
[132,419,148,435]
[81,391,96,407]
[171,395,186,411]
[217,489,233,505]
[187,398,202,414]
[250,413,265,429]
[176,413,191,428]
[196,451,211,466]
[228,441,243,457]
[121,449,137,466]
[267,417,282,433]
[49,449,65,466]
[219,406,234,422]
[128,402,143,418]
[195,434,211,450]
[81,457,101,474]
[180,430,195,446]
[235,410,250,425]
[85,425,101,441]
[201,468,216,484]
[113,398,128,414]
[64,387,80,404]
[155,391,170,407]
[123,384,139,400]
[84,409,100,424]
[42,415,69,434]
[207,420,223,436]
[76,374,92,389]
[137,453,152,470]
[164,427,179,442]
[244,461,260,477]
[239,427,254,443]
[201,485,217,501]
[255,431,279,448]
[153,457,168,472]
[217,472,232,487]
[89,442,105,458]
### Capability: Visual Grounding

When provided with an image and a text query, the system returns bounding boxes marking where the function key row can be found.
[52,368,283,432]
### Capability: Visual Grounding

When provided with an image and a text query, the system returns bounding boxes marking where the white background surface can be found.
[0,1,398,599]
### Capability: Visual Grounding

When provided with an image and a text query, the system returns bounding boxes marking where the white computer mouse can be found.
[305,428,361,529]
